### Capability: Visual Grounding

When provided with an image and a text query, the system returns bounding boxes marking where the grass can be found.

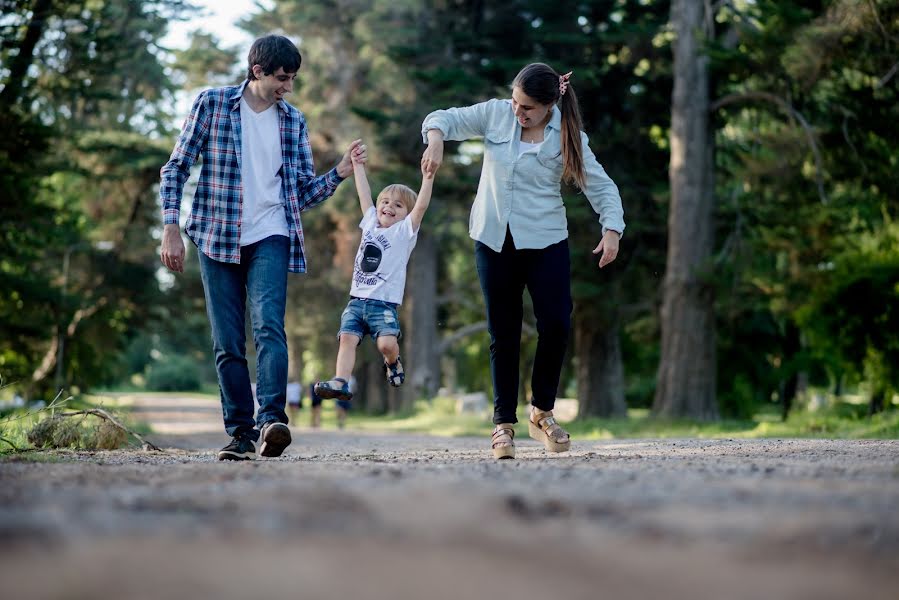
[0,393,152,456]
[345,396,899,440]
[4,391,895,455]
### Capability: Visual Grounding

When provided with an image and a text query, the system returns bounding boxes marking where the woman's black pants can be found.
[474,229,572,425]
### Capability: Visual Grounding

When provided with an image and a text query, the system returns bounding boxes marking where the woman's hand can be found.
[421,129,444,176]
[593,230,620,268]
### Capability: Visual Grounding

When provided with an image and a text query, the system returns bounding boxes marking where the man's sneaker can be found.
[218,436,256,461]
[259,421,291,458]
[385,356,405,387]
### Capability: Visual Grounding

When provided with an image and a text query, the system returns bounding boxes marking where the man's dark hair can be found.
[246,35,301,80]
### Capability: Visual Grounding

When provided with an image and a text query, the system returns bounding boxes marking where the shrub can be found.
[145,358,202,391]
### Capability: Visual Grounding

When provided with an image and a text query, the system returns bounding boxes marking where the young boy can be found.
[314,145,435,406]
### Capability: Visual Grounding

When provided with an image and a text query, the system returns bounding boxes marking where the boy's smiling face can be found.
[376,190,409,228]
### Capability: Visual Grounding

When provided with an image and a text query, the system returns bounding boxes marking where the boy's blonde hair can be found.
[378,184,417,211]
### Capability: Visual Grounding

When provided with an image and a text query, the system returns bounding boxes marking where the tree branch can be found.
[57,408,163,452]
[711,91,828,204]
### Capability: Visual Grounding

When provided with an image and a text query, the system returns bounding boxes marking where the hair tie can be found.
[558,71,573,96]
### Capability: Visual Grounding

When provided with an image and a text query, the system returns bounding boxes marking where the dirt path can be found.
[2,394,897,600]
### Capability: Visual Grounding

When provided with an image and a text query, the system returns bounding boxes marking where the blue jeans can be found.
[475,229,572,424]
[199,235,290,441]
[337,297,402,341]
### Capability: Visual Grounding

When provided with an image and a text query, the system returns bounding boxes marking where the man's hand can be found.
[593,230,621,269]
[337,139,364,178]
[161,223,186,273]
[420,129,444,176]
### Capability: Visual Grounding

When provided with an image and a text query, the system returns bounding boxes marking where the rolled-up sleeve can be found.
[159,91,210,225]
[581,132,625,236]
[421,99,496,142]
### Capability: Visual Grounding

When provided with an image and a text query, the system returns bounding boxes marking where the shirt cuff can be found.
[421,123,446,144]
[326,167,344,186]
[162,208,180,225]
[601,223,625,238]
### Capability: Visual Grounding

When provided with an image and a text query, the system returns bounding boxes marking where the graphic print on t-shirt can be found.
[361,243,382,273]
[353,229,393,286]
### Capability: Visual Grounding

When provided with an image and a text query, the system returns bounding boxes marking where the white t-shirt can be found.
[518,139,542,157]
[350,206,418,305]
[239,97,289,246]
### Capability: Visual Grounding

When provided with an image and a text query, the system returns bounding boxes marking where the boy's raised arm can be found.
[410,166,434,232]
[351,142,373,215]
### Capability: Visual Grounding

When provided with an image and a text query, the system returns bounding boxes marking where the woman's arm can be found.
[420,99,497,142]
[580,131,625,236]
[580,131,625,268]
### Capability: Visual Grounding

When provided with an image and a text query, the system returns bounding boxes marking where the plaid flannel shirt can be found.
[159,80,343,273]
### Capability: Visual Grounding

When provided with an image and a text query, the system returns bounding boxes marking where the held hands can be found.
[161,223,186,273]
[421,160,435,181]
[420,130,444,176]
[351,141,367,167]
[337,139,366,178]
[593,230,621,268]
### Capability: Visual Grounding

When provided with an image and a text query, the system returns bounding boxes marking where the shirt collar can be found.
[547,104,562,130]
[230,79,289,113]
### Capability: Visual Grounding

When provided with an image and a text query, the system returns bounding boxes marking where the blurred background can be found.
[1,0,897,431]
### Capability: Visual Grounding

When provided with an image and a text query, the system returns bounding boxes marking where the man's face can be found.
[252,65,296,103]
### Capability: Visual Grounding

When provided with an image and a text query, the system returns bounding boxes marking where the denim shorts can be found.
[338,297,401,342]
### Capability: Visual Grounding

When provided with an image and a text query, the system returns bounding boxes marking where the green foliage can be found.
[797,222,899,400]
[145,358,202,392]
[0,0,194,399]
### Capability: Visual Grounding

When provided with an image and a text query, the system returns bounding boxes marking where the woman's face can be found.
[511,86,552,130]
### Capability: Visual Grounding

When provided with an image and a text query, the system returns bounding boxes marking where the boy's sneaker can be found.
[314,377,353,401]
[218,436,256,461]
[385,356,405,387]
[259,421,291,458]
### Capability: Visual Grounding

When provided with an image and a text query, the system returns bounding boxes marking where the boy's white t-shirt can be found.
[238,97,289,246]
[350,206,418,305]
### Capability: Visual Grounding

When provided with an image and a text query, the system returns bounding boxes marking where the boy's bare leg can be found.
[376,335,399,365]
[310,405,322,428]
[335,333,361,379]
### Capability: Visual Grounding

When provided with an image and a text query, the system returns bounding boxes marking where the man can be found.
[159,34,363,461]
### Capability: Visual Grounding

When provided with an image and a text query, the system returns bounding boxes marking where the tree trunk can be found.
[653,0,719,420]
[403,231,440,401]
[869,387,885,416]
[575,309,627,418]
[360,345,386,415]
[0,0,54,109]
[780,319,801,421]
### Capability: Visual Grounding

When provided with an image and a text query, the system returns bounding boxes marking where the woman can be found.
[420,63,625,459]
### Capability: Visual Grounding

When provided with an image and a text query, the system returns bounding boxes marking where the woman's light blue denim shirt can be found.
[422,98,625,252]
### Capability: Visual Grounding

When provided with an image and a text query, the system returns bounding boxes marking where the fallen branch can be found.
[56,408,162,452]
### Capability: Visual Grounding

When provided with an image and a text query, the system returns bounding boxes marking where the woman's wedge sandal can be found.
[492,424,516,460]
[528,407,571,453]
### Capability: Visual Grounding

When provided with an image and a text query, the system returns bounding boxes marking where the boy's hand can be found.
[421,161,435,180]
[337,139,365,178]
